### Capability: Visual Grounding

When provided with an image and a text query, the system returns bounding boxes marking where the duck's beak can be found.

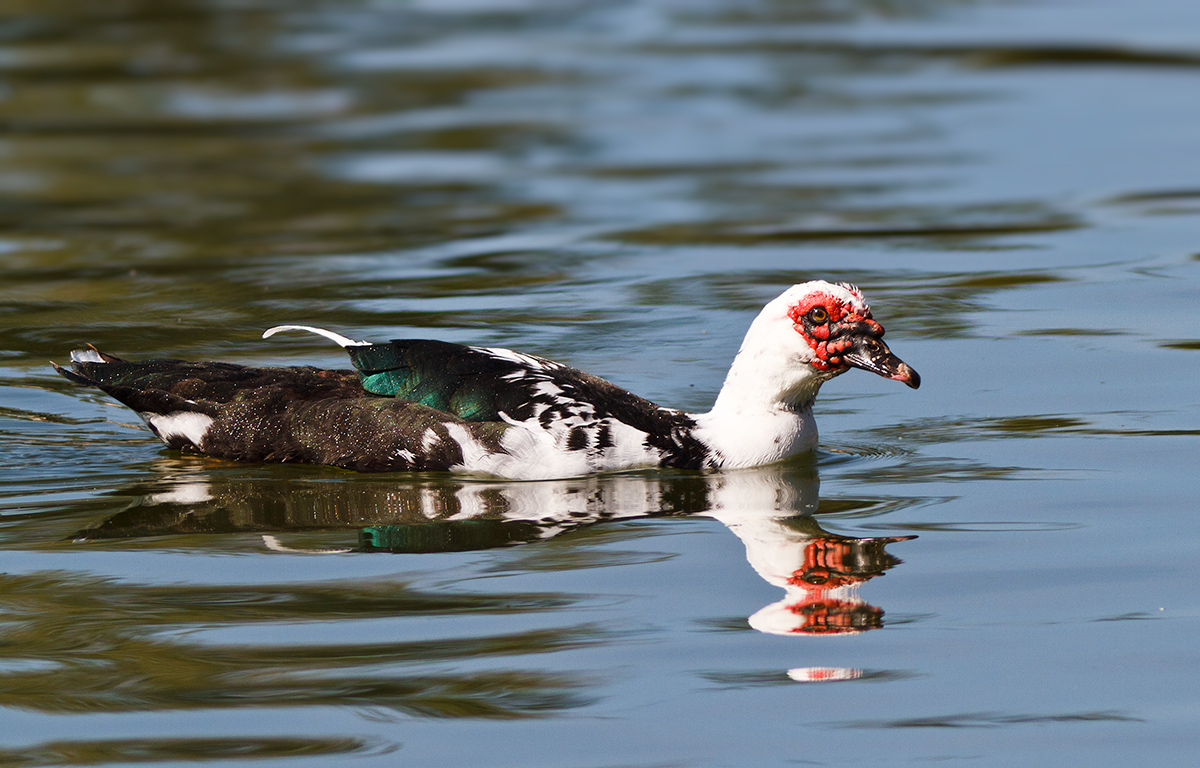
[841,336,920,389]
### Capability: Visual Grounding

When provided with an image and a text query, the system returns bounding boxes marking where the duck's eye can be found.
[807,306,829,324]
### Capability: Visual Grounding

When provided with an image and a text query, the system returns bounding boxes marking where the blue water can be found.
[1,0,1199,765]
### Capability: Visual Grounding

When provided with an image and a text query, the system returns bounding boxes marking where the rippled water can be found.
[2,0,1199,765]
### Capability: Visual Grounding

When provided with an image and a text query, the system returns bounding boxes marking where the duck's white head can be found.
[713,280,920,413]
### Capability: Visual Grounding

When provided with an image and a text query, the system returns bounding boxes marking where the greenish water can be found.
[2,0,1200,765]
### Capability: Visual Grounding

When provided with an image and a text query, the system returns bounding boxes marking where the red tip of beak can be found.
[890,362,920,389]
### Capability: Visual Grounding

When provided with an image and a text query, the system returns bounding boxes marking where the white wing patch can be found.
[142,411,214,447]
[444,423,505,474]
[532,381,565,398]
[69,348,106,364]
[442,403,668,479]
[472,346,560,371]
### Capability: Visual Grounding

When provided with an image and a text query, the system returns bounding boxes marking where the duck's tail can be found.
[52,345,128,386]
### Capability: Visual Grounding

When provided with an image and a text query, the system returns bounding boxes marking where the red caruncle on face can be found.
[786,293,883,371]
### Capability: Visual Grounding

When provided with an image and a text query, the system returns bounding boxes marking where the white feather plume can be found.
[261,325,370,348]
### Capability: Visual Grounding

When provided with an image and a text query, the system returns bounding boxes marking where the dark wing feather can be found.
[55,338,710,472]
[54,353,509,471]
[346,340,706,464]
[349,340,534,421]
[57,357,364,413]
[347,339,680,425]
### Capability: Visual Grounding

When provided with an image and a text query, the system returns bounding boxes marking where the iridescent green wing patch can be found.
[347,340,515,422]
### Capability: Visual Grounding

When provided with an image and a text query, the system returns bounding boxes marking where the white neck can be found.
[690,318,838,468]
[680,279,886,468]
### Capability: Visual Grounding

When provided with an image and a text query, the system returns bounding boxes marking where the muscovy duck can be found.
[55,280,919,479]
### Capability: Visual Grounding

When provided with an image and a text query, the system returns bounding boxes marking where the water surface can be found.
[2,0,1199,765]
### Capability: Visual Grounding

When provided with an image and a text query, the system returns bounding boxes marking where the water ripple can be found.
[0,736,398,767]
[829,709,1143,729]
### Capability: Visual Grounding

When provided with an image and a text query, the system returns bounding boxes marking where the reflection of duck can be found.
[73,461,911,636]
[55,281,917,479]
[744,523,911,637]
[703,472,913,636]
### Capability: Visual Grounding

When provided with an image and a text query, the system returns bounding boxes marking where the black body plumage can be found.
[55,340,712,475]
